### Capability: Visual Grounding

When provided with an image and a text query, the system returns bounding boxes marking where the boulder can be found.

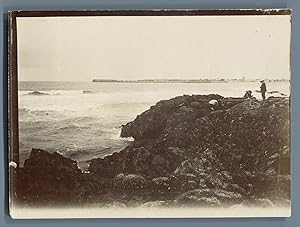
[15,148,107,205]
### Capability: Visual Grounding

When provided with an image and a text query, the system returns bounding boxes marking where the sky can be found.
[17,15,291,81]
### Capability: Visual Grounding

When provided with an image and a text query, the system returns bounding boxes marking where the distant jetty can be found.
[92,79,119,82]
[92,79,228,83]
[92,78,290,83]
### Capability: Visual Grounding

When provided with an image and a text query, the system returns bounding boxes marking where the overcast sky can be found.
[17,15,291,81]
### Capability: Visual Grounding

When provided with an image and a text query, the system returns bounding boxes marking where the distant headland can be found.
[92,78,289,83]
[92,79,227,83]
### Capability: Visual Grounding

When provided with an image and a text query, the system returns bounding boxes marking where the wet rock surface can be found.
[14,95,290,207]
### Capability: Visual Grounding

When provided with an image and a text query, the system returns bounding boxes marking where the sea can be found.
[18,81,290,169]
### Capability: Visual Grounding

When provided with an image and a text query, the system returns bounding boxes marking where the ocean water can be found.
[18,81,290,168]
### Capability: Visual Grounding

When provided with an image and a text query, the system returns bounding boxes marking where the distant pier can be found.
[92,79,228,83]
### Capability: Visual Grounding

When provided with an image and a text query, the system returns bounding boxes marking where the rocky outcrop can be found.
[14,95,290,207]
[14,148,109,206]
[90,95,290,200]
[121,94,227,140]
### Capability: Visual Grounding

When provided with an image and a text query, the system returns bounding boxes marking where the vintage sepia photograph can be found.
[9,10,291,218]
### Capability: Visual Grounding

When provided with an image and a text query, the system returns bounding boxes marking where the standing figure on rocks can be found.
[260,80,267,100]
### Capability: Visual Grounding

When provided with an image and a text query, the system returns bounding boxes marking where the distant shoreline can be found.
[17,79,290,83]
[92,79,289,83]
[92,79,227,83]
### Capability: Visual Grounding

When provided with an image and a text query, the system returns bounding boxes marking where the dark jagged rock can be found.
[14,95,290,207]
[23,148,80,174]
[15,148,108,206]
[121,94,224,140]
[88,144,186,178]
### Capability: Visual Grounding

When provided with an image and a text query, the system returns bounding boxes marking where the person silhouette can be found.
[260,80,267,100]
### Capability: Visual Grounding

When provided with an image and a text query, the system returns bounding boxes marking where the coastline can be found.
[11,94,290,212]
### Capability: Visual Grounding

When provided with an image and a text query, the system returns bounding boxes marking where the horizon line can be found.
[18,78,290,82]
